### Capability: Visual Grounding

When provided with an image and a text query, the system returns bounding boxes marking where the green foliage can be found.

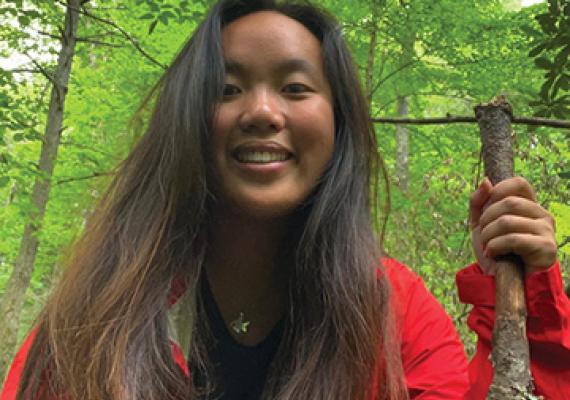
[525,0,570,118]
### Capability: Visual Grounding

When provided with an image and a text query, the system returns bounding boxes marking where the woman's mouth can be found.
[232,142,293,165]
[235,151,291,163]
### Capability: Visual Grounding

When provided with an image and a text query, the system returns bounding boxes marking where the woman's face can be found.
[211,11,335,220]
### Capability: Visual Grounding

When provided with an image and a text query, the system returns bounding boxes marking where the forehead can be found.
[221,11,323,68]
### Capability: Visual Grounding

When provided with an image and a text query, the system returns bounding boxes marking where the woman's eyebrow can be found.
[224,58,318,78]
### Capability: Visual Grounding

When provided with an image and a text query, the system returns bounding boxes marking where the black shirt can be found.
[191,276,284,400]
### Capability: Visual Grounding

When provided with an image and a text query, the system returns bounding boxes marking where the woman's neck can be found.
[205,209,289,345]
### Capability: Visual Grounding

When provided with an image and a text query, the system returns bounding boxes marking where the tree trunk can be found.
[0,0,81,378]
[394,16,415,192]
[395,96,409,191]
[365,22,378,108]
[475,96,534,400]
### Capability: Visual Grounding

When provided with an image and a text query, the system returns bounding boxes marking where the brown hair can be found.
[17,1,406,399]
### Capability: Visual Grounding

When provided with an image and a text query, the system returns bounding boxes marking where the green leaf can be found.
[535,56,553,69]
[158,11,175,26]
[554,44,570,68]
[552,104,569,119]
[536,13,558,35]
[529,42,548,58]
[552,94,570,104]
[139,13,154,20]
[539,76,556,101]
[521,25,541,37]
[0,176,10,188]
[17,15,30,27]
[552,33,570,48]
[148,19,158,35]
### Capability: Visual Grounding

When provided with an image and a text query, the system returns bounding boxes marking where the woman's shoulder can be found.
[378,257,425,300]
[378,257,449,327]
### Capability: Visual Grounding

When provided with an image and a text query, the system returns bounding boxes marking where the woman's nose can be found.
[239,89,285,134]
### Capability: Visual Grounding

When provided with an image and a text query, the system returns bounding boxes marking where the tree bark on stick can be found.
[0,0,81,378]
[475,97,534,399]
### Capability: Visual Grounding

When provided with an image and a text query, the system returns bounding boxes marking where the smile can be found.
[235,151,291,163]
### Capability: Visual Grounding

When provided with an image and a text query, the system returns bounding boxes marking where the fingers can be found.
[483,233,557,271]
[470,176,557,273]
[486,176,537,204]
[479,196,552,229]
[469,177,492,227]
[480,213,554,246]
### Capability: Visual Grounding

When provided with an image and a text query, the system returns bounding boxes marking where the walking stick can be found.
[475,96,535,399]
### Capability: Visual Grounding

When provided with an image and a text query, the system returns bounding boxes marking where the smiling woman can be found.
[211,11,334,219]
[2,0,570,400]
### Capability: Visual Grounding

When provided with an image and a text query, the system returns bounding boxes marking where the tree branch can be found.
[35,30,63,40]
[54,0,166,70]
[4,68,42,74]
[24,54,58,86]
[372,115,570,128]
[55,170,114,185]
[370,59,418,96]
[512,116,570,128]
[75,37,124,47]
[59,140,113,156]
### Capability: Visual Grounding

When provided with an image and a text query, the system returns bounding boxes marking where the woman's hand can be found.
[469,176,557,275]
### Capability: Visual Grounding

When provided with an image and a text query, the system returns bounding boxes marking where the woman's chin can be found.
[223,196,301,222]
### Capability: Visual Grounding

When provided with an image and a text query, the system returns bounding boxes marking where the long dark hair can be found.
[17,1,406,399]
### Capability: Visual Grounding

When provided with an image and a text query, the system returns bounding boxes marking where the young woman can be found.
[2,0,569,399]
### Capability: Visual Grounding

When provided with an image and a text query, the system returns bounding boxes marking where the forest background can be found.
[0,0,569,380]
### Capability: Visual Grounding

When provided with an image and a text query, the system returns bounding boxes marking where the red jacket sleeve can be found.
[383,259,469,399]
[0,331,37,400]
[456,260,570,400]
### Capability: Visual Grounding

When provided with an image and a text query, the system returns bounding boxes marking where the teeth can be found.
[236,151,289,163]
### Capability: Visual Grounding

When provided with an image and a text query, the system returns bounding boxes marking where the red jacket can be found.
[2,259,569,399]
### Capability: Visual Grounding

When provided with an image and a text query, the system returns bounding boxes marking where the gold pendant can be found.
[230,312,250,334]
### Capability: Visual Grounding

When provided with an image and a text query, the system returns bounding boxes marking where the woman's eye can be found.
[283,83,311,94]
[223,84,241,97]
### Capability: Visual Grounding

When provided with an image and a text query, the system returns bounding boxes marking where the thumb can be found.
[469,177,492,228]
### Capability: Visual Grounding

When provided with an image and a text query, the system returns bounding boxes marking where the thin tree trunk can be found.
[475,96,534,399]
[365,22,378,108]
[0,0,81,377]
[394,17,415,192]
[395,96,409,191]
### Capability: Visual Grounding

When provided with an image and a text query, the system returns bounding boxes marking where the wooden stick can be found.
[476,96,535,399]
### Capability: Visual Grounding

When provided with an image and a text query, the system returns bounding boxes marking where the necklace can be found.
[230,312,250,334]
